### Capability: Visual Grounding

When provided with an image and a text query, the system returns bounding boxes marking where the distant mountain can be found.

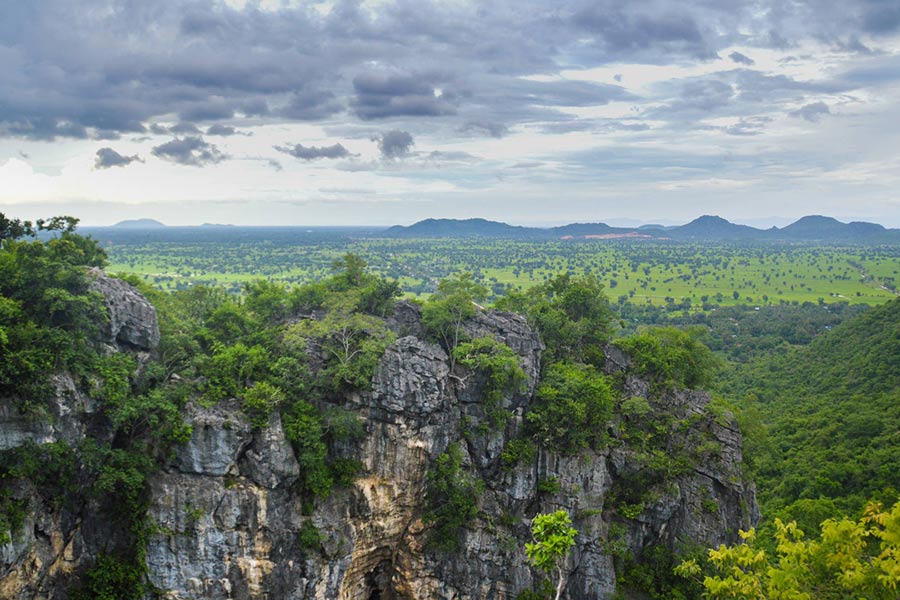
[551,222,623,237]
[112,218,166,228]
[383,218,535,238]
[669,215,761,239]
[381,215,900,243]
[777,215,891,241]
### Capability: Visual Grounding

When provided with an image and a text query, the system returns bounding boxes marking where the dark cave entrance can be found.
[365,559,394,600]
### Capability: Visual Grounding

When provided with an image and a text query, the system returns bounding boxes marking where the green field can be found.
[102,235,900,308]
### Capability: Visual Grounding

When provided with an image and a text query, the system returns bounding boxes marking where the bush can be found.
[423,444,483,551]
[527,362,614,454]
[616,326,718,389]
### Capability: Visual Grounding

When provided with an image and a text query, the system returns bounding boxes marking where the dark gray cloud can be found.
[725,116,773,136]
[572,5,716,61]
[149,122,203,136]
[793,101,830,122]
[460,121,509,138]
[169,122,202,135]
[275,142,351,160]
[374,130,414,159]
[0,0,895,144]
[94,147,142,169]
[206,124,237,136]
[729,51,755,65]
[645,68,850,126]
[352,71,456,120]
[151,136,226,167]
[863,3,900,34]
[280,90,343,121]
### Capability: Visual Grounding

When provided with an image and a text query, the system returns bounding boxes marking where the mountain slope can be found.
[723,297,900,517]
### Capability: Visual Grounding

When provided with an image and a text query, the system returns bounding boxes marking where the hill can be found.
[777,215,890,241]
[668,215,761,239]
[381,215,900,243]
[383,218,535,238]
[111,218,166,228]
[722,297,900,519]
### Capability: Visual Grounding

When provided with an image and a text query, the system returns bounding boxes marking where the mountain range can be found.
[382,215,900,243]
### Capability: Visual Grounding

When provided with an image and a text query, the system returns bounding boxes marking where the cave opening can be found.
[365,559,394,600]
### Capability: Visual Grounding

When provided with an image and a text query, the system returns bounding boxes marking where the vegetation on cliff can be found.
[2,212,899,598]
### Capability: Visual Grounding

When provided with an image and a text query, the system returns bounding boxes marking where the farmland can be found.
[95,230,900,310]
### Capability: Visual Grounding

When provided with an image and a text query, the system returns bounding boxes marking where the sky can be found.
[2,0,900,227]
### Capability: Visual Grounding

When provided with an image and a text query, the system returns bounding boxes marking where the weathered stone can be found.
[175,399,252,476]
[370,336,450,418]
[240,410,300,490]
[89,268,160,350]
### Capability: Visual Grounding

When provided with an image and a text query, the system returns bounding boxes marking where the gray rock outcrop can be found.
[1,293,758,599]
[89,268,160,350]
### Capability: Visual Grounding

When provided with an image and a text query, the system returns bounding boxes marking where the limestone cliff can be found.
[1,282,758,599]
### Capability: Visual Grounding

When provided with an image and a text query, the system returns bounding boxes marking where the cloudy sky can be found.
[3,0,900,226]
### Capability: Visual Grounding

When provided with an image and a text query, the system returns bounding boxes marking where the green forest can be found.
[2,214,899,598]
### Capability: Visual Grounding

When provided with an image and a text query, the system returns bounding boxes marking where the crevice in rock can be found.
[364,559,394,600]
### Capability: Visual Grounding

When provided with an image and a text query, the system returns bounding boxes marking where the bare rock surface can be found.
[89,268,160,350]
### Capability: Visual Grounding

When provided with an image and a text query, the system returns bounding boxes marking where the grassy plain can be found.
[101,234,900,308]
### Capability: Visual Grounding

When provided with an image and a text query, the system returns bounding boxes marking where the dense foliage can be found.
[616,325,719,390]
[526,362,614,454]
[677,500,900,599]
[721,297,900,518]
[423,443,484,551]
[0,214,190,597]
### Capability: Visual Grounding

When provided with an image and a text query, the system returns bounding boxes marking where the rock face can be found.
[0,285,758,600]
[0,271,160,599]
[89,268,160,351]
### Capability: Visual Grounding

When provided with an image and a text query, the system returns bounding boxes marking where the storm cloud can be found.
[2,0,897,142]
[729,51,755,65]
[94,148,142,169]
[793,101,831,122]
[374,131,415,159]
[4,0,900,226]
[151,137,227,167]
[275,143,351,161]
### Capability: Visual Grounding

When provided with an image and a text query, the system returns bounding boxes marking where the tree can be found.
[495,273,613,366]
[452,336,526,429]
[284,295,396,393]
[675,499,900,599]
[525,510,578,600]
[526,361,614,454]
[422,273,488,368]
[616,326,718,389]
[423,443,483,551]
